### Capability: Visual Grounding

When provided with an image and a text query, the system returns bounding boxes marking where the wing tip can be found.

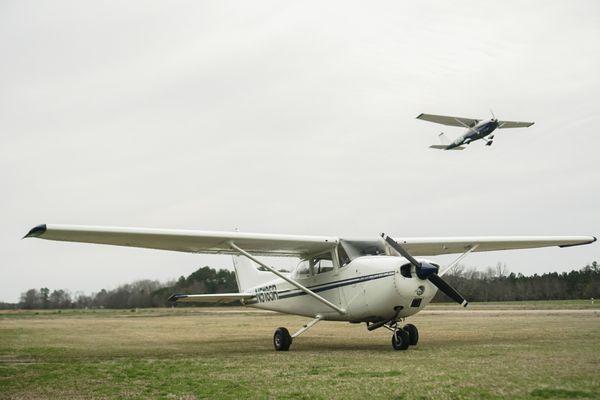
[168,293,186,302]
[416,113,424,119]
[559,236,597,248]
[23,224,47,239]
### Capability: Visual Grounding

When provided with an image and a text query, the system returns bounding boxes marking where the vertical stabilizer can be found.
[231,255,274,292]
[438,132,451,145]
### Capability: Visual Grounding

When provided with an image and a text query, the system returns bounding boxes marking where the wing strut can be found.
[228,242,346,315]
[438,244,479,277]
[453,117,476,130]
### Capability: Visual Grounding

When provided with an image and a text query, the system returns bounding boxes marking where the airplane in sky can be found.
[24,224,595,351]
[418,112,534,150]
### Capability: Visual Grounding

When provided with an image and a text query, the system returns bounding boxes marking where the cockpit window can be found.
[338,246,351,267]
[295,260,310,277]
[295,251,336,277]
[314,259,334,274]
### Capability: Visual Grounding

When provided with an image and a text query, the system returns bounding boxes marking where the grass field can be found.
[1,301,599,399]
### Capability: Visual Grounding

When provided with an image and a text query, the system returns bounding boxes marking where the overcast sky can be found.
[1,1,598,302]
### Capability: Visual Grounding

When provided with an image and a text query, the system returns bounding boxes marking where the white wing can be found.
[417,113,479,127]
[24,224,595,258]
[24,224,337,257]
[393,236,595,256]
[498,120,534,129]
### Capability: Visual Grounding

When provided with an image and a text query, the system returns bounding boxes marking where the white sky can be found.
[1,1,599,302]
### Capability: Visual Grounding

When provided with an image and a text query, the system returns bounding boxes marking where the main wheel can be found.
[403,323,419,346]
[391,328,410,351]
[273,327,292,351]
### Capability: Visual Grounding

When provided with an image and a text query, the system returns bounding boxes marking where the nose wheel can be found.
[392,328,410,350]
[390,323,419,351]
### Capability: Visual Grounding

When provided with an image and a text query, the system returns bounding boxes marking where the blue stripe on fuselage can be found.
[246,271,396,304]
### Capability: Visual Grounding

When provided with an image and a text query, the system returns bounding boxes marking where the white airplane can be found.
[418,111,534,150]
[24,224,595,351]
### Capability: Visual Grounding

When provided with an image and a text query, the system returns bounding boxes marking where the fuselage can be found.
[241,255,438,323]
[446,118,498,149]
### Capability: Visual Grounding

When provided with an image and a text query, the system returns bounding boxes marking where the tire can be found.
[273,327,292,351]
[392,329,410,351]
[403,323,419,346]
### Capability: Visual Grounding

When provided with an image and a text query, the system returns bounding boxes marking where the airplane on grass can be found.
[418,111,534,150]
[24,224,595,351]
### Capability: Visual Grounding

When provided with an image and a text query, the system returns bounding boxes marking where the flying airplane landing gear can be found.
[486,140,493,146]
[273,327,292,351]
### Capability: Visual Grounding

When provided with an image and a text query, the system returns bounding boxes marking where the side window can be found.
[315,259,334,274]
[295,260,310,277]
[310,252,334,275]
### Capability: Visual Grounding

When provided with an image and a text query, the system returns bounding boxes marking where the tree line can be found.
[433,261,600,302]
[12,267,238,310]
[5,261,599,310]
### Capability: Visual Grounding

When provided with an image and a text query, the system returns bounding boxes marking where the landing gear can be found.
[392,328,410,350]
[273,327,292,351]
[485,140,493,146]
[272,316,322,351]
[378,320,419,350]
[403,323,419,346]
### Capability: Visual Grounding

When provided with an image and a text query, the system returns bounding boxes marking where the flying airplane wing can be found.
[25,224,595,258]
[497,120,535,129]
[23,224,337,258]
[168,293,253,303]
[417,113,479,127]
[391,236,596,256]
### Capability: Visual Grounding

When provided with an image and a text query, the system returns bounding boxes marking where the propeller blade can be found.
[490,108,496,120]
[381,234,420,268]
[382,233,469,307]
[427,273,468,307]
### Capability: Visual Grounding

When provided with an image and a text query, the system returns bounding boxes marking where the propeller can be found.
[381,234,468,307]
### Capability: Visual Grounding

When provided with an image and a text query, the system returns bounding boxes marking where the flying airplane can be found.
[24,224,595,351]
[418,111,534,150]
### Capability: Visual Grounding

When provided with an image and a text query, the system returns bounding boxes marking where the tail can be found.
[438,132,450,145]
[231,255,274,291]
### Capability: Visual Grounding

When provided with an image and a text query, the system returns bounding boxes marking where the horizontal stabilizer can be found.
[168,293,253,303]
[429,145,465,150]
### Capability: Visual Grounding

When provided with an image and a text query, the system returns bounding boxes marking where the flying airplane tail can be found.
[438,132,450,145]
[231,255,274,291]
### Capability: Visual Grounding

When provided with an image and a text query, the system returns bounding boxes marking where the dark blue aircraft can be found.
[418,112,534,150]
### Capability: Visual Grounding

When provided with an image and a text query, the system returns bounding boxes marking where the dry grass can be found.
[1,302,599,399]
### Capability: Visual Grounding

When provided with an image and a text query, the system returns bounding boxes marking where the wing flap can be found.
[498,120,534,129]
[168,293,253,303]
[417,113,479,127]
[392,236,596,256]
[24,224,337,257]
